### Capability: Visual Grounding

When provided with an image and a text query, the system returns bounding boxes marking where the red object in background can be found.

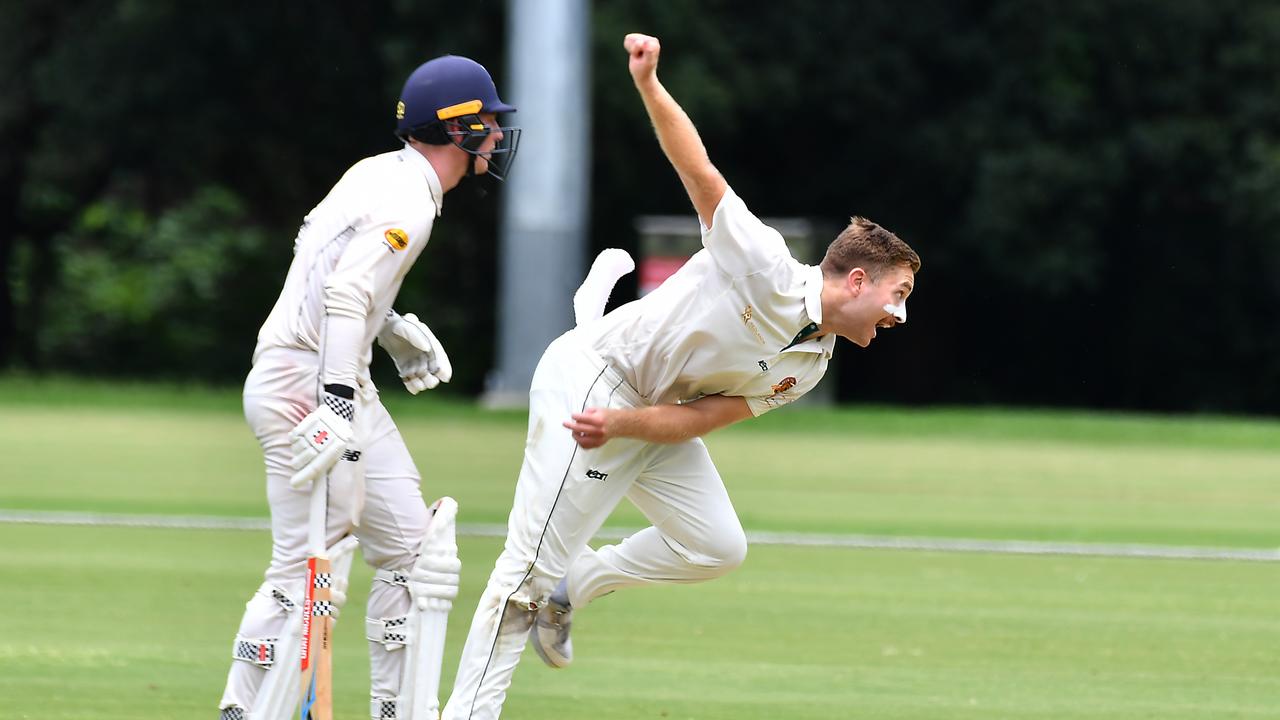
[638,256,690,295]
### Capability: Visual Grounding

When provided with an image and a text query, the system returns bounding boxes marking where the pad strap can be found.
[231,635,277,669]
[374,568,410,588]
[366,615,412,650]
[268,585,298,613]
[371,696,403,719]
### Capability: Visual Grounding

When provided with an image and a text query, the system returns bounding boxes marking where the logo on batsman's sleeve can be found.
[384,228,410,252]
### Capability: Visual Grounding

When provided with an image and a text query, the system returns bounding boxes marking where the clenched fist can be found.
[624,33,661,83]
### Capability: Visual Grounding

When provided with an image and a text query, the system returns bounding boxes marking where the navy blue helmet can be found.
[395,55,520,180]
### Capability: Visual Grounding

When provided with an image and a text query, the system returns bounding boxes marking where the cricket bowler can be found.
[441,33,920,720]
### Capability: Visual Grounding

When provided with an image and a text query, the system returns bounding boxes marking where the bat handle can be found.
[308,473,328,557]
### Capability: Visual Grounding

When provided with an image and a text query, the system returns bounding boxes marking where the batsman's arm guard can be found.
[241,534,359,720]
[366,497,460,720]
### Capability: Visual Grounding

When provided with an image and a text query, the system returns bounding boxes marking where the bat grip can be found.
[308,474,329,557]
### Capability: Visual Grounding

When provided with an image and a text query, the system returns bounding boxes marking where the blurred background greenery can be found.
[2,0,1278,413]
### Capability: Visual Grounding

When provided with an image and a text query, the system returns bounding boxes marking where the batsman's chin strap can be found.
[465,152,497,199]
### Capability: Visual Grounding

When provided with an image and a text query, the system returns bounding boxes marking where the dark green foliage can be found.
[2,1,1277,412]
[37,187,273,378]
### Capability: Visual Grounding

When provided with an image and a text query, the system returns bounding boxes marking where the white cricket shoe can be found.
[529,599,574,668]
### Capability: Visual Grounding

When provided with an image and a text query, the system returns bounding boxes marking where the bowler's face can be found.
[853,265,914,347]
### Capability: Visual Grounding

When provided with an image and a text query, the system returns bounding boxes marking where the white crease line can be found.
[1,509,1275,562]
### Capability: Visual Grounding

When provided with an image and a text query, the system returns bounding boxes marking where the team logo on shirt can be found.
[763,375,799,408]
[741,305,765,345]
[383,228,409,252]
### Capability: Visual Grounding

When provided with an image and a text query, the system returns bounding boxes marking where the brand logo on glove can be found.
[383,228,409,252]
[586,468,609,481]
[341,449,362,462]
[310,429,330,447]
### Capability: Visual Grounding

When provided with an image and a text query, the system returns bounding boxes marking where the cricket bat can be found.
[299,474,334,720]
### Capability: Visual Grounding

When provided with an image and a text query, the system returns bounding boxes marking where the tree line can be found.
[2,0,1277,413]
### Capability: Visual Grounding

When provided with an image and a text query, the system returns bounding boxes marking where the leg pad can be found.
[371,696,403,718]
[231,636,278,669]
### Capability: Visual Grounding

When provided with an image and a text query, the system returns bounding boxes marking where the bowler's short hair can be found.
[820,217,920,279]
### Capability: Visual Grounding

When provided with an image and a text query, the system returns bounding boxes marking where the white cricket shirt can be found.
[582,187,834,416]
[252,145,443,381]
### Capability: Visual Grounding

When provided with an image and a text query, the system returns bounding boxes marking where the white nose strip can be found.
[883,302,907,323]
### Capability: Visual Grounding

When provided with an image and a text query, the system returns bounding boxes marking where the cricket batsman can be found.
[440,33,920,719]
[217,55,519,720]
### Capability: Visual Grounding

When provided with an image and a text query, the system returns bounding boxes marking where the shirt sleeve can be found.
[320,193,433,386]
[743,362,826,417]
[701,186,790,277]
[322,200,433,322]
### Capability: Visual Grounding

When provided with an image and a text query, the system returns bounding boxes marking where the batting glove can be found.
[376,312,453,394]
[288,386,355,489]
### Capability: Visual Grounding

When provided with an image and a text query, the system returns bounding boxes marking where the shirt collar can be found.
[782,265,835,358]
[803,264,823,325]
[399,144,444,217]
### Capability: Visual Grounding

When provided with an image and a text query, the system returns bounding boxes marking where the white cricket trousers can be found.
[443,331,748,720]
[219,348,430,713]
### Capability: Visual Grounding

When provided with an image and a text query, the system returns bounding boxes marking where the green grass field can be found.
[1,377,1278,719]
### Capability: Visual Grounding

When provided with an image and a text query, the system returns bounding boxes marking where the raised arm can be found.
[625,33,727,228]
